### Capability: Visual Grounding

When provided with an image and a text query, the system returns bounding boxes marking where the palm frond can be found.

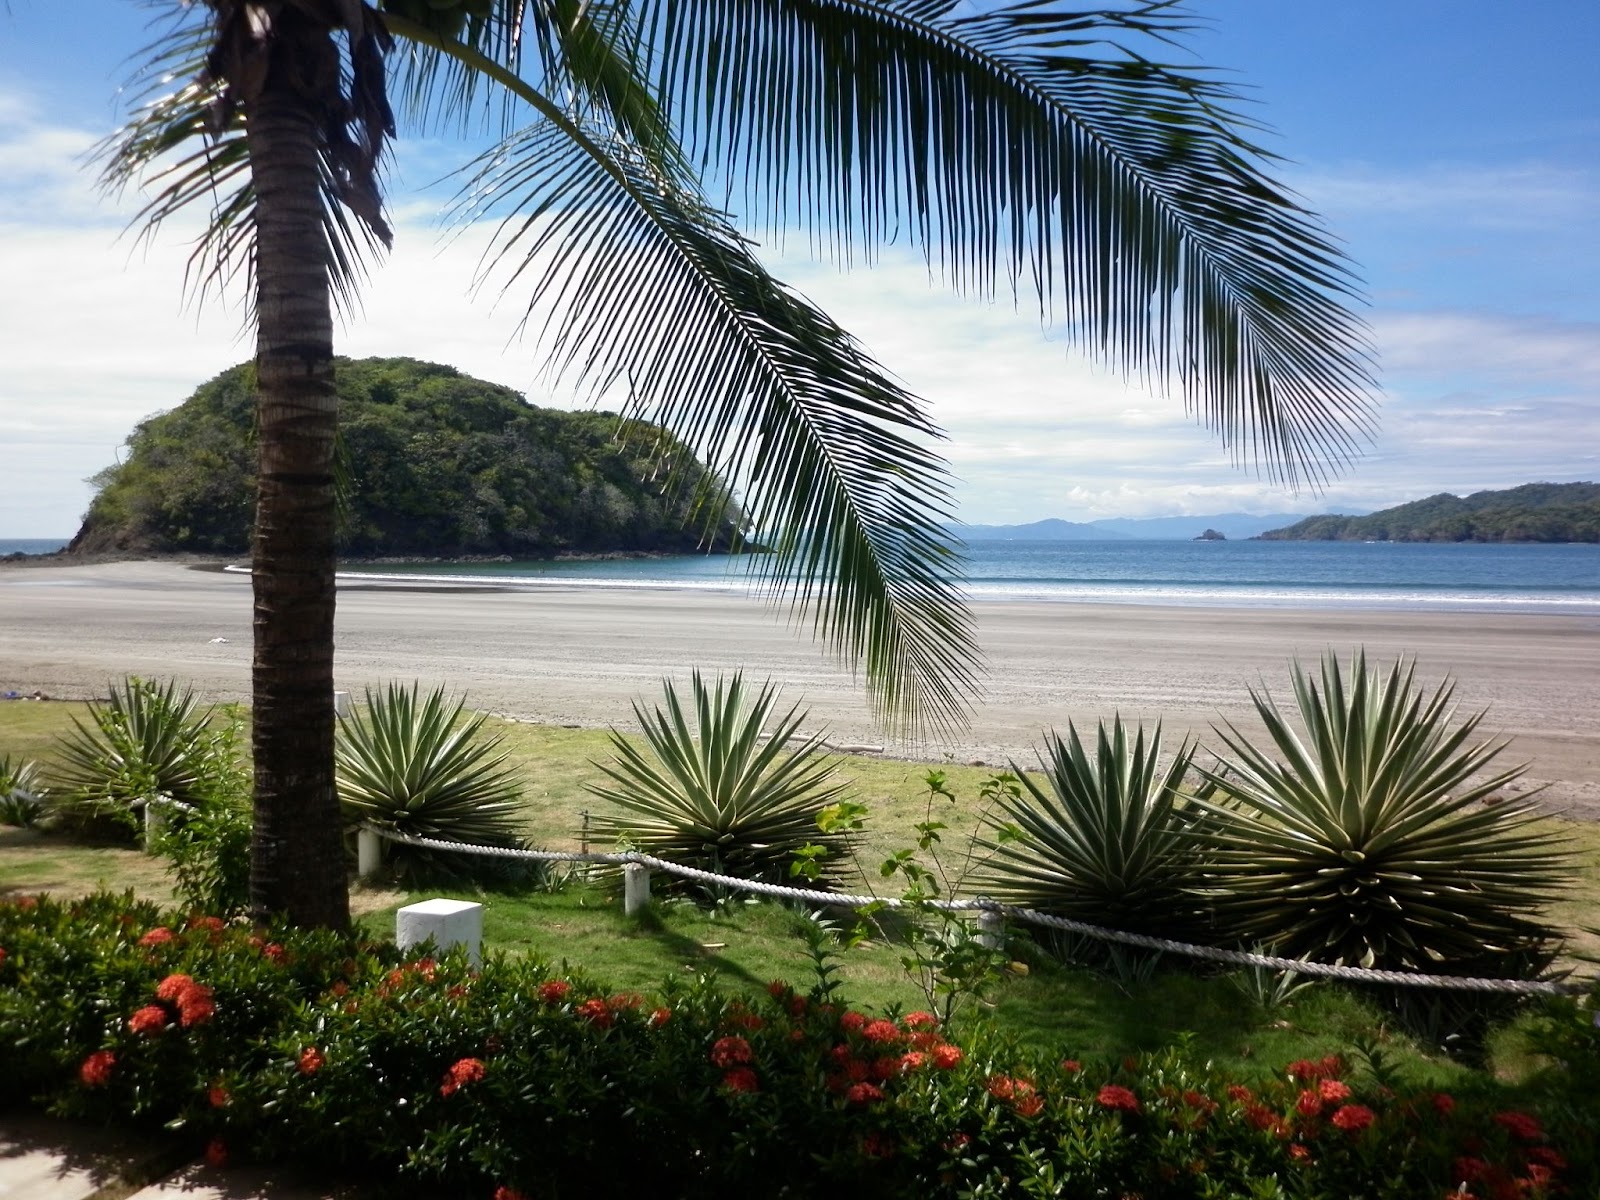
[639,0,1376,486]
[434,70,977,734]
[95,1,394,320]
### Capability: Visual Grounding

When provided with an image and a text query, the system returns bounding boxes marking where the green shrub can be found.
[587,672,857,887]
[1198,651,1572,976]
[1,891,1592,1198]
[336,683,525,880]
[972,719,1214,943]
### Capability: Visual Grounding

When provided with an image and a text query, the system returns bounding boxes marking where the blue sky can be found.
[1,1,1596,536]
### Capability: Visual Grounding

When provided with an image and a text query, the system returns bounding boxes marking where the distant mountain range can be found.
[954,512,1328,542]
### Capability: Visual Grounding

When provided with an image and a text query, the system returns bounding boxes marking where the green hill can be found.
[1257,482,1600,543]
[70,358,745,558]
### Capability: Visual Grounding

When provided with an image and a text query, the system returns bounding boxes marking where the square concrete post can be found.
[976,903,1005,951]
[623,863,651,915]
[357,826,383,878]
[397,898,484,967]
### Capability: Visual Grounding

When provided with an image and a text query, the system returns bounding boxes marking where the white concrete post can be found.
[333,690,352,717]
[623,863,652,915]
[357,826,383,878]
[976,903,1005,951]
[142,800,165,853]
[396,898,483,967]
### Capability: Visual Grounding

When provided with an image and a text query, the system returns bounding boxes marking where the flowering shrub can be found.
[1,892,1594,1198]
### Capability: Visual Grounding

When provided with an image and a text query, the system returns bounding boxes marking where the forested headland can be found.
[1257,482,1600,543]
[69,358,747,559]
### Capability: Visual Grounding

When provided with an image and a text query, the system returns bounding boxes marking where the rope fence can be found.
[363,827,1588,996]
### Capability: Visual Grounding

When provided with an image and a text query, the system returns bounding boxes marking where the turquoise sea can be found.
[339,539,1600,616]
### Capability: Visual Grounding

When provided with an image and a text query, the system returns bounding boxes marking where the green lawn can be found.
[3,698,1594,1090]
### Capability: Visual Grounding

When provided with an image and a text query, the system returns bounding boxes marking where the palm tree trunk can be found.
[244,17,350,929]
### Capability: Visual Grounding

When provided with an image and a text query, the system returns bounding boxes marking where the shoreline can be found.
[3,559,1598,820]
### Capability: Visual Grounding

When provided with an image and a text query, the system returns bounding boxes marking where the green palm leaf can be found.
[1198,651,1573,973]
[641,0,1376,484]
[587,672,857,886]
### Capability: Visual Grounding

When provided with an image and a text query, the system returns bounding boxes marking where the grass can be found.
[3,697,1594,1089]
[351,878,1485,1088]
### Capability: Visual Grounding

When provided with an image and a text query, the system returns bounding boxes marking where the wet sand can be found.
[3,559,1597,817]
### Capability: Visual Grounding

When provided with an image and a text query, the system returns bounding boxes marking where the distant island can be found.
[68,357,746,559]
[1256,482,1600,543]
[1194,529,1226,541]
[956,512,1322,542]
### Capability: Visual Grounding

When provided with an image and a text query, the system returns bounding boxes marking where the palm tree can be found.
[99,0,1373,929]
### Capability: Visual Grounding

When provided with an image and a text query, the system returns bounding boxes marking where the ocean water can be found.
[0,538,69,556]
[340,539,1600,615]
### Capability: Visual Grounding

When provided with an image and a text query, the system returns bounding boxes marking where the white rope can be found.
[368,828,1587,995]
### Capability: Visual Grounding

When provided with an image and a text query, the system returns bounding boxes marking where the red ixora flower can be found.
[710,1036,753,1068]
[721,1067,760,1094]
[845,1081,884,1105]
[1295,1089,1323,1118]
[138,927,175,947]
[899,1051,927,1072]
[649,1007,672,1028]
[575,997,614,1028]
[840,1011,867,1034]
[128,1005,168,1036]
[493,1188,531,1200]
[537,979,571,1005]
[1432,1092,1456,1116]
[1317,1078,1351,1103]
[79,1050,115,1087]
[861,1131,894,1159]
[204,1138,228,1169]
[986,1075,1018,1101]
[298,1047,324,1076]
[767,979,788,998]
[1288,1143,1312,1163]
[1096,1084,1140,1113]
[1493,1110,1543,1141]
[440,1057,487,1097]
[902,1011,938,1030]
[931,1043,963,1070]
[1060,1059,1082,1074]
[177,984,216,1028]
[1014,1090,1044,1119]
[155,973,196,1003]
[187,915,227,934]
[1330,1104,1375,1133]
[862,1019,901,1044]
[208,1085,231,1109]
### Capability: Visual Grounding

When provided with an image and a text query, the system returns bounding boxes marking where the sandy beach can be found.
[3,559,1598,818]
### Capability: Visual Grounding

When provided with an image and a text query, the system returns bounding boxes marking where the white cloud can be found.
[1,86,1596,537]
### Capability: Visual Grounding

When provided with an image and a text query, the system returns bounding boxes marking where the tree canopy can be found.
[72,358,744,558]
[1257,483,1600,543]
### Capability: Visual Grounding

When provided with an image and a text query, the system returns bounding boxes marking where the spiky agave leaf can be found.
[974,717,1212,939]
[1197,651,1572,973]
[336,683,524,849]
[49,677,218,839]
[587,672,857,886]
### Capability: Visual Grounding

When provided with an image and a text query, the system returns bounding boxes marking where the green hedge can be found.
[1,892,1592,1198]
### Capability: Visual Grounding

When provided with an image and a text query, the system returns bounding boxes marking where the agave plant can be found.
[0,754,47,828]
[587,672,857,886]
[50,677,218,839]
[1198,651,1571,974]
[973,718,1212,941]
[336,684,524,864]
